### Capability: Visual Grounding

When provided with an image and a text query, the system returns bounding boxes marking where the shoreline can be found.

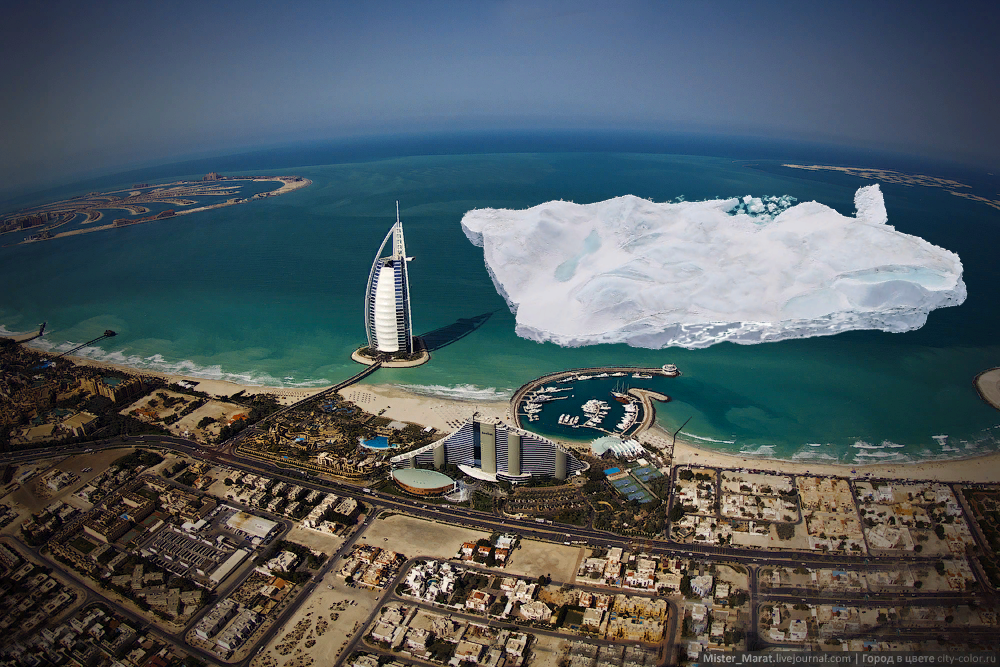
[58,353,1000,482]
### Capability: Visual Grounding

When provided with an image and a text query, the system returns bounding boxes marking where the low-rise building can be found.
[519,601,551,622]
[465,590,492,614]
[195,599,237,640]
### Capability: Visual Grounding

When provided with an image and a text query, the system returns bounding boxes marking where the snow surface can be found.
[460,185,966,349]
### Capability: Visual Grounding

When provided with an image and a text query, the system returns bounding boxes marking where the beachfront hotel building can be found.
[390,418,588,483]
[364,203,414,356]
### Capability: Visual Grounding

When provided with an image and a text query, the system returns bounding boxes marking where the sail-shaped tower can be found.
[365,202,414,355]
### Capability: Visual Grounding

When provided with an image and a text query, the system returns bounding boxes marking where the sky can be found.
[1,0,997,194]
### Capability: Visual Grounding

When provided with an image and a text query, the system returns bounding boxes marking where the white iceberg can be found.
[461,185,966,349]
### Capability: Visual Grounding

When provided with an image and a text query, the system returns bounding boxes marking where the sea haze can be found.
[1,137,998,465]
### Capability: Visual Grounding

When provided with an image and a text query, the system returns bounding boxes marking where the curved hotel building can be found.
[365,203,414,355]
[390,418,589,483]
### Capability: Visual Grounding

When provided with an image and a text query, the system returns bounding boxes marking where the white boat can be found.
[616,412,636,431]
[632,373,652,379]
[611,372,626,377]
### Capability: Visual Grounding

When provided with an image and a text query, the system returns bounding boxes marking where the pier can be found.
[256,360,383,428]
[53,329,116,358]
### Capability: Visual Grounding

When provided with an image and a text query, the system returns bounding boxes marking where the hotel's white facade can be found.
[365,203,414,355]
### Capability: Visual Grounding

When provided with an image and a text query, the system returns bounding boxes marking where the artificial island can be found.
[0,200,998,666]
[1,172,311,247]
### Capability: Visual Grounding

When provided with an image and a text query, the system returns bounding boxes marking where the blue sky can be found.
[2,0,997,193]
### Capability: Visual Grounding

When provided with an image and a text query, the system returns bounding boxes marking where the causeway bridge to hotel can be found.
[256,360,383,428]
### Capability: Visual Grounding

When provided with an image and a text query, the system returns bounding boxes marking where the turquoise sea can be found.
[1,137,998,465]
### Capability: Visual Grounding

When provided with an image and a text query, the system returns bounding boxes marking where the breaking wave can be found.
[393,383,514,402]
[682,432,737,444]
[24,338,331,388]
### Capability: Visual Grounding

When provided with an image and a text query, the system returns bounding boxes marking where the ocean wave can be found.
[394,383,513,402]
[852,450,910,459]
[682,432,737,444]
[0,324,32,337]
[25,339,331,388]
[737,444,777,457]
[851,440,880,449]
[790,450,841,461]
[851,440,903,450]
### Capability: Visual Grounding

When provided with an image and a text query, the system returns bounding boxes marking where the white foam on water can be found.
[791,449,841,461]
[737,444,778,458]
[394,383,513,402]
[682,432,737,444]
[24,338,331,388]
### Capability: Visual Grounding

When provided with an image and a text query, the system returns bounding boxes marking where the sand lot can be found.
[124,390,248,441]
[358,513,585,582]
[528,634,571,667]
[358,513,490,559]
[253,571,380,667]
[504,540,584,584]
[283,524,348,554]
[6,447,141,514]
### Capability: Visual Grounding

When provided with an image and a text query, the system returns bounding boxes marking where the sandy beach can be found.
[55,354,1000,483]
[667,433,1000,484]
[66,355,327,406]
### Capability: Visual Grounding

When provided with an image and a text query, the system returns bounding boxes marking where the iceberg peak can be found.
[854,183,888,225]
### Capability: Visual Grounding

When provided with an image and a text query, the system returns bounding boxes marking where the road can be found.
[341,556,677,666]
[4,435,995,664]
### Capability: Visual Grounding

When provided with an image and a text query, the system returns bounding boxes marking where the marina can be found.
[511,365,679,439]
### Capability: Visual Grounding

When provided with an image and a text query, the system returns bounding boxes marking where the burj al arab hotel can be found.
[364,203,414,356]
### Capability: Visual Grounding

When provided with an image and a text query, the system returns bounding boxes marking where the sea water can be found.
[1,143,998,465]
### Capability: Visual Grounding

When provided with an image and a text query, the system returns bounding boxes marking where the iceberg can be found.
[461,185,966,349]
